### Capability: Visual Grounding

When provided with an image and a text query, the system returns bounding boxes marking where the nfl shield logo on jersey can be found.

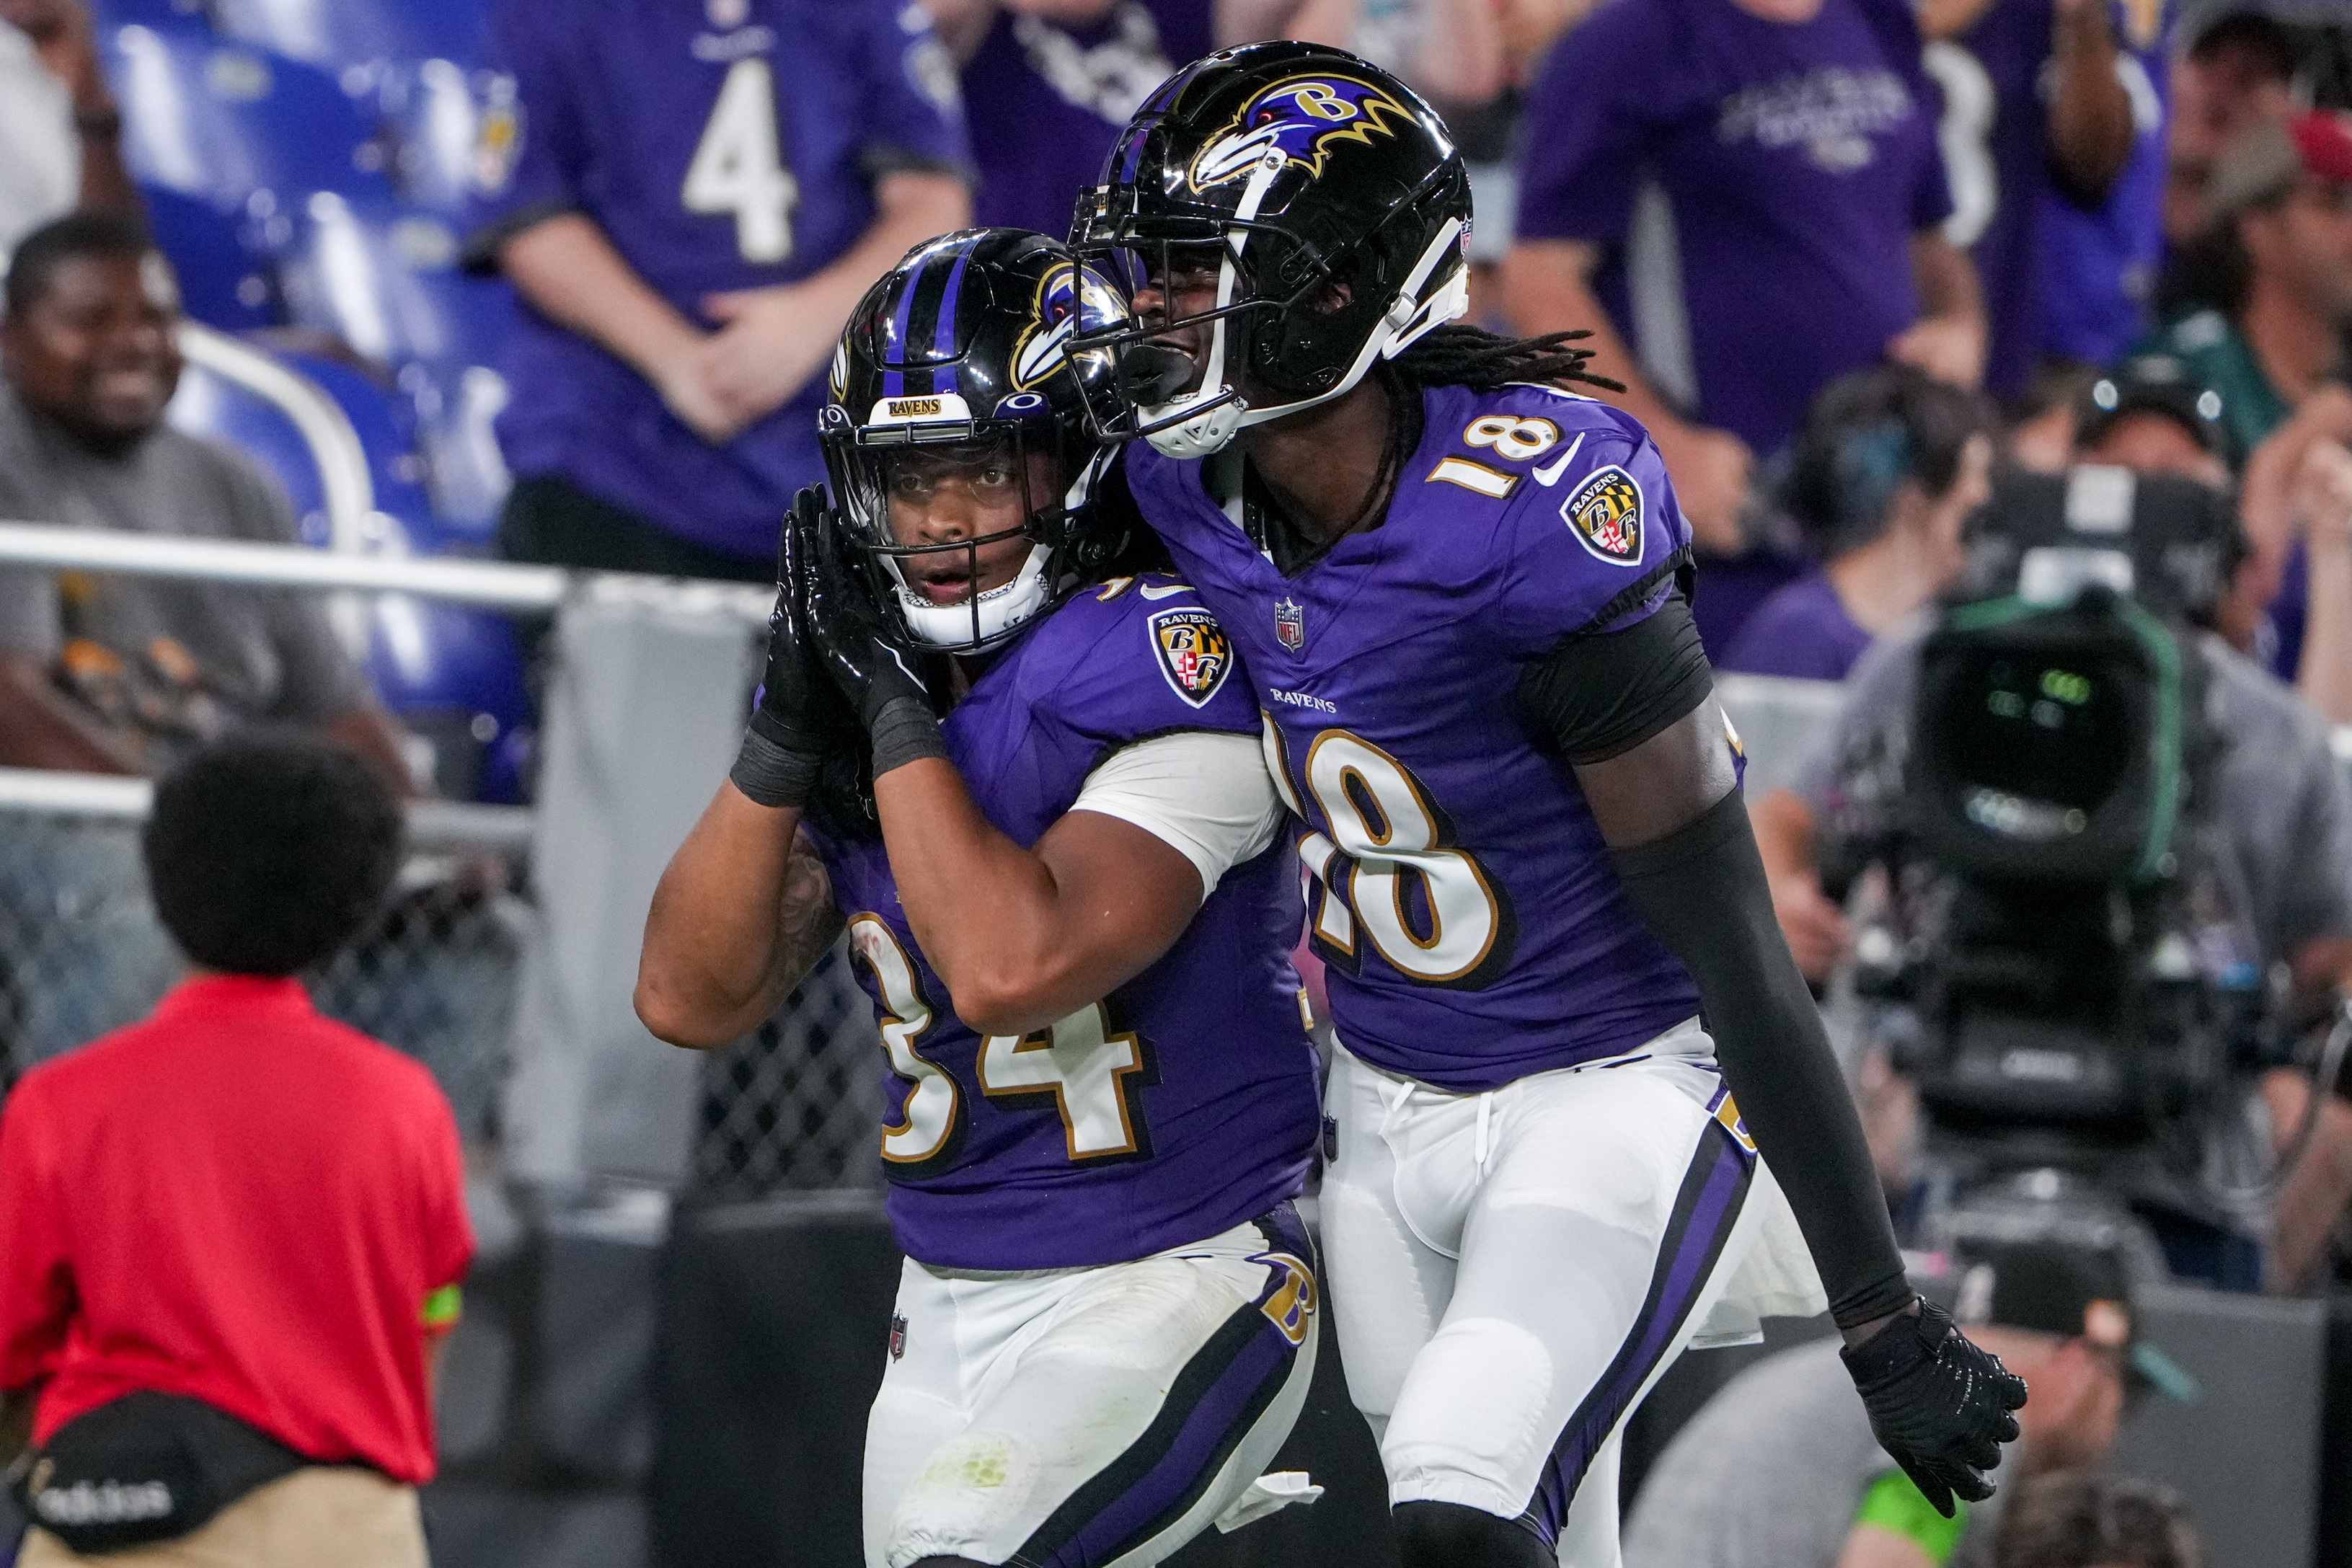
[888,1312,908,1361]
[1562,464,1643,566]
[1149,606,1234,707]
[1273,597,1306,653]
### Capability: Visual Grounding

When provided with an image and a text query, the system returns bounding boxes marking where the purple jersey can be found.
[809,577,1319,1270]
[1516,0,1950,459]
[1128,385,1705,1093]
[2035,0,2175,365]
[1720,567,1873,680]
[468,0,971,559]
[963,0,1209,239]
[1925,0,2055,400]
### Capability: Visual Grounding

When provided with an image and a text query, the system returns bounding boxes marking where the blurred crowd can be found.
[8,0,2352,1562]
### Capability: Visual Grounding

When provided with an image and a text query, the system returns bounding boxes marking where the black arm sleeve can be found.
[1612,790,1913,1328]
[1513,590,1715,764]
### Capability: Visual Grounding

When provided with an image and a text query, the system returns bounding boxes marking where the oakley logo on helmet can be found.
[1147,606,1233,707]
[1188,74,1418,190]
[1561,465,1644,566]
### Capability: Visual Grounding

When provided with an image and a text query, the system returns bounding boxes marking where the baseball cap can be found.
[1948,1238,2201,1404]
[2077,354,2227,459]
[2208,110,2352,223]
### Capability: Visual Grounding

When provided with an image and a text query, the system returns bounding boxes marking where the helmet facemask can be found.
[826,415,1104,654]
[1071,143,1472,459]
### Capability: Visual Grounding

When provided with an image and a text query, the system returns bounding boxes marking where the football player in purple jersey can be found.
[1069,43,2026,1567]
[637,229,1325,1568]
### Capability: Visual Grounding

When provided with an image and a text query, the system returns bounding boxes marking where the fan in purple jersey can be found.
[1495,0,1981,581]
[926,0,1215,239]
[1917,0,2139,401]
[638,228,1323,1568]
[1069,43,2024,1567]
[462,0,973,580]
[2034,0,2180,370]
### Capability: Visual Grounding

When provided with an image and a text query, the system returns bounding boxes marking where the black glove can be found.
[795,502,949,779]
[1841,1298,2029,1518]
[728,488,859,809]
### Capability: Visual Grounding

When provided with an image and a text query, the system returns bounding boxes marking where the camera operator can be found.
[1754,464,2352,1293]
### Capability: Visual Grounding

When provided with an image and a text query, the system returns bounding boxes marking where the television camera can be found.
[1827,466,2342,1275]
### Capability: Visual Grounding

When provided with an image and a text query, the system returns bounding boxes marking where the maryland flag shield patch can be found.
[1147,606,1232,708]
[1562,464,1644,566]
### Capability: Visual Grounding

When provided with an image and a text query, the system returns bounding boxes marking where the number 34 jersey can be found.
[1127,384,1705,1094]
[808,579,1321,1272]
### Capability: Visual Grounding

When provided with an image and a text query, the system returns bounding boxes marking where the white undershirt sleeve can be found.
[1068,730,1288,893]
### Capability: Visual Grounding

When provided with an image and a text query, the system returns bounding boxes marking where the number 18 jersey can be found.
[1126,384,1705,1094]
[807,578,1320,1272]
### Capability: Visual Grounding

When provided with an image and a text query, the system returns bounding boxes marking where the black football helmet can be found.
[1067,41,1472,458]
[821,228,1130,651]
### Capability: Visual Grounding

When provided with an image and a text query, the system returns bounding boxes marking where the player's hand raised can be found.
[1841,1298,2028,1518]
[758,490,859,748]
[794,503,948,780]
[729,490,860,809]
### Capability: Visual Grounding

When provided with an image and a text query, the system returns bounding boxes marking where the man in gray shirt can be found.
[1624,1236,2187,1568]
[0,211,407,779]
[0,211,411,1066]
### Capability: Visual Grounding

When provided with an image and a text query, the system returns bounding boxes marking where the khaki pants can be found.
[19,1466,427,1568]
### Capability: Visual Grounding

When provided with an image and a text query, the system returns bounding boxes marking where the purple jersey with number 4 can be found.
[808,577,1319,1271]
[1127,385,1707,1093]
[468,0,971,559]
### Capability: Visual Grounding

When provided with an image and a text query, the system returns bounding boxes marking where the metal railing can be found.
[0,523,808,1173]
[0,518,773,619]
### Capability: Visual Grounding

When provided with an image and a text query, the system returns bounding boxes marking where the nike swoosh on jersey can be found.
[1138,582,1194,599]
[1531,433,1588,487]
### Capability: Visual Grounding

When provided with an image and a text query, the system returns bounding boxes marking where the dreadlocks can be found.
[1389,324,1627,395]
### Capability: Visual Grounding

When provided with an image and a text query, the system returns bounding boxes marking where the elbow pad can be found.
[1611,791,1911,1327]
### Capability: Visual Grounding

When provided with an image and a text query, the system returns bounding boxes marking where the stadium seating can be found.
[169,325,531,800]
[93,3,531,797]
[275,192,510,372]
[105,19,395,213]
[210,0,492,79]
[141,184,279,332]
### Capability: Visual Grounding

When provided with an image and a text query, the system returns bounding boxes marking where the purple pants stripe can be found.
[1526,1120,1755,1543]
[1017,1208,1313,1567]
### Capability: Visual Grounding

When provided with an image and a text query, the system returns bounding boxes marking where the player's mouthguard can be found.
[1119,344,1196,407]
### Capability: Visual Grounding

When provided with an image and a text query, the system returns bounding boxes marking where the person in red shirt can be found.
[0,732,472,1567]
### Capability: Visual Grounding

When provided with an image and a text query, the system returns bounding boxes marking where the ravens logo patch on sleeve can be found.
[1148,606,1233,707]
[1562,464,1644,566]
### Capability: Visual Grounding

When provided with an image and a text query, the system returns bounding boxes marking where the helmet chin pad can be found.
[1143,394,1247,459]
[888,542,1056,649]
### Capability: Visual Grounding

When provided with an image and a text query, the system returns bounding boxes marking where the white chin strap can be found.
[890,542,1054,649]
[1141,210,1469,461]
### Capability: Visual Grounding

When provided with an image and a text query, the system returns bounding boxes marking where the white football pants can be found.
[1322,1022,1824,1567]
[862,1205,1321,1568]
